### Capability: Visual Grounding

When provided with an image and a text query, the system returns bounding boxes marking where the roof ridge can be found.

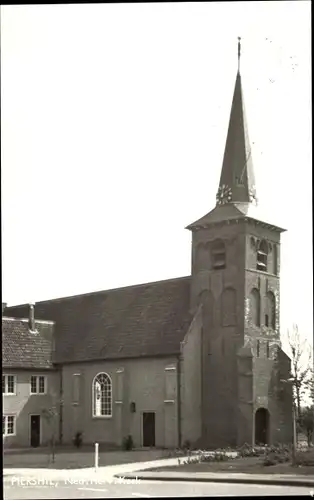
[2,317,55,325]
[6,275,191,307]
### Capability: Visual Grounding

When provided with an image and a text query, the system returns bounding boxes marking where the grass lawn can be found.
[3,447,169,470]
[146,454,314,476]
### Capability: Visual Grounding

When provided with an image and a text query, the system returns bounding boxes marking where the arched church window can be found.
[250,288,260,327]
[221,287,236,326]
[92,373,112,417]
[266,291,276,330]
[257,240,268,272]
[211,240,226,270]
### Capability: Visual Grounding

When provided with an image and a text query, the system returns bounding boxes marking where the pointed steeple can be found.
[216,38,257,207]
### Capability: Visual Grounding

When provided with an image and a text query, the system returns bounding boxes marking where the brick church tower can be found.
[187,39,292,448]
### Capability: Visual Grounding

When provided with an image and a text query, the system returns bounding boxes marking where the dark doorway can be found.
[30,415,40,447]
[255,408,269,445]
[143,412,155,447]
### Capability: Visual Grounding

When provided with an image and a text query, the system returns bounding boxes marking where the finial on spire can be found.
[238,36,241,72]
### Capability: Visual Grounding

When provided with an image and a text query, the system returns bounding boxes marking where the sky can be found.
[1,2,312,349]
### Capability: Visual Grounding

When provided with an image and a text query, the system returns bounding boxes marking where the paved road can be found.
[4,477,313,499]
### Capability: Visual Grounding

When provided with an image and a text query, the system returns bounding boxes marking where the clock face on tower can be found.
[249,185,257,204]
[216,184,232,205]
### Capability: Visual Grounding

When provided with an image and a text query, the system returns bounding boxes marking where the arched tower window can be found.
[211,239,226,270]
[92,373,112,417]
[221,287,236,326]
[266,291,276,330]
[266,341,270,358]
[250,288,261,327]
[196,242,210,272]
[257,240,268,272]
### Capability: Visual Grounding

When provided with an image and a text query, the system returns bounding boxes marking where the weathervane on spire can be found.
[238,36,241,72]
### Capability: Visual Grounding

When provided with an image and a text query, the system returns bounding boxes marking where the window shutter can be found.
[164,366,176,402]
[116,369,124,403]
[72,374,80,404]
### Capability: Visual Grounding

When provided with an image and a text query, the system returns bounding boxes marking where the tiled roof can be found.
[5,276,192,364]
[2,318,55,369]
[186,204,245,228]
[186,203,286,232]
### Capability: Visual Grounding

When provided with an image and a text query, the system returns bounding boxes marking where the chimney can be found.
[2,303,7,314]
[29,303,35,332]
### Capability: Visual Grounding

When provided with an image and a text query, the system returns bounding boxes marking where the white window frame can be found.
[3,415,16,436]
[2,375,17,395]
[30,375,47,395]
[92,372,112,419]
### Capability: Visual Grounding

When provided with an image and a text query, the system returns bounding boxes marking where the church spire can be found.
[216,38,257,207]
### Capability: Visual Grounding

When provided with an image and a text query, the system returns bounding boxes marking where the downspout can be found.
[200,324,204,443]
[177,353,182,448]
[59,368,63,444]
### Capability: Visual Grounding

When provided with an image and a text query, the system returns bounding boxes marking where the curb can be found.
[114,472,314,488]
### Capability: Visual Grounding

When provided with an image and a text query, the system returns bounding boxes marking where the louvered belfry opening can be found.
[211,240,226,270]
[256,240,268,272]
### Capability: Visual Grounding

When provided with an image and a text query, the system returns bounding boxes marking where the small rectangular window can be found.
[31,376,46,394]
[7,376,15,393]
[7,416,15,435]
[31,376,37,394]
[3,415,16,436]
[38,376,45,394]
[3,375,16,395]
[257,340,260,357]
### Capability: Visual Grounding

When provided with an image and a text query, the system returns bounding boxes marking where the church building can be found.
[3,40,293,450]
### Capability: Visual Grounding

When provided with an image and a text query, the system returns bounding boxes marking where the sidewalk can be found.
[4,451,314,488]
[3,455,193,481]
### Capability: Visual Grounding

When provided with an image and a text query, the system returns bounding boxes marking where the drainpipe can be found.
[29,303,35,331]
[59,369,63,444]
[177,354,182,448]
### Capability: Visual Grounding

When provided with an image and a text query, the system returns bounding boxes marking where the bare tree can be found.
[286,325,312,434]
[304,366,314,445]
[42,391,62,463]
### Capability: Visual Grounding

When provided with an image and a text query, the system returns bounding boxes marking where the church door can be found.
[142,412,155,447]
[255,408,270,445]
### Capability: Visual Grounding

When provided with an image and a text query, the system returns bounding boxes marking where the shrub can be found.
[295,449,314,466]
[263,453,277,466]
[122,435,134,451]
[263,445,291,466]
[182,440,191,451]
[73,432,83,448]
[238,445,259,458]
[200,451,231,462]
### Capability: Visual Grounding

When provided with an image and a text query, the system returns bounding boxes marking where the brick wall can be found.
[190,217,291,447]
[180,306,202,446]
